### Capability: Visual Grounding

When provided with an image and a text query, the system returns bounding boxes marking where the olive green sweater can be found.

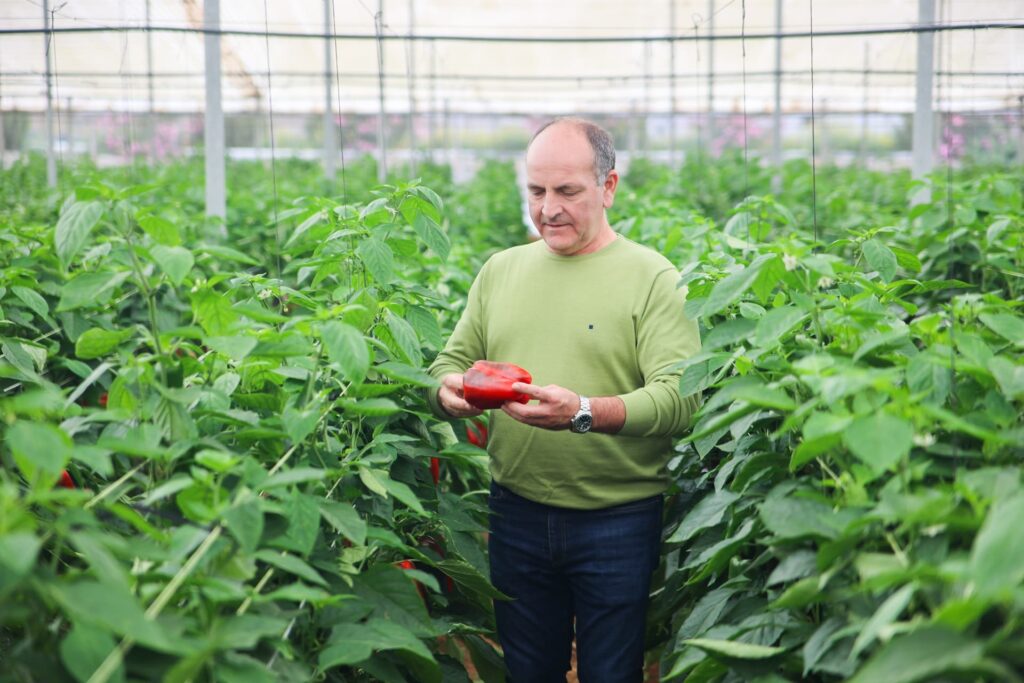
[427,236,701,509]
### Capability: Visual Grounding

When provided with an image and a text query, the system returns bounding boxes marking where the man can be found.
[427,117,701,682]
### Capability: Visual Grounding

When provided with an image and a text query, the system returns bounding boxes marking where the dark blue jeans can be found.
[488,481,664,683]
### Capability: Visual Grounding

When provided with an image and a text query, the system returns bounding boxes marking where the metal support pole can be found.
[406,0,417,174]
[323,0,336,183]
[912,0,936,202]
[146,0,156,163]
[860,43,870,163]
[668,0,677,167]
[707,0,715,153]
[43,0,56,187]
[204,0,226,220]
[429,39,437,163]
[374,0,388,183]
[771,0,783,192]
[642,41,651,155]
[145,0,155,112]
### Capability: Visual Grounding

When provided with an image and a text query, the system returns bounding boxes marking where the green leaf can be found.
[376,361,439,388]
[684,638,786,660]
[338,398,401,417]
[979,313,1024,348]
[754,306,807,348]
[969,492,1024,597]
[278,493,321,556]
[380,477,427,515]
[862,238,897,283]
[194,448,239,472]
[205,335,257,361]
[11,286,49,319]
[254,550,328,587]
[352,565,434,636]
[75,327,133,359]
[283,405,321,445]
[191,288,238,336]
[848,627,983,683]
[319,619,435,673]
[406,305,443,349]
[56,200,105,267]
[412,212,450,262]
[151,245,194,286]
[320,321,369,383]
[356,236,395,284]
[57,271,131,311]
[261,467,329,489]
[224,497,264,557]
[138,215,181,245]
[0,532,43,593]
[759,496,844,541]
[50,580,174,652]
[320,500,367,546]
[6,420,71,484]
[60,623,124,683]
[385,310,423,367]
[987,357,1024,400]
[850,583,915,658]
[701,255,772,318]
[669,490,740,543]
[435,558,508,600]
[195,244,259,266]
[842,413,913,473]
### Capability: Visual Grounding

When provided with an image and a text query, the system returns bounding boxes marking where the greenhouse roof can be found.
[1,0,1022,115]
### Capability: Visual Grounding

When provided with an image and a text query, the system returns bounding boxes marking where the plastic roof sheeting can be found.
[1,0,1023,115]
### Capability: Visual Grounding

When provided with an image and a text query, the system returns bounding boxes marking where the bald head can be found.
[528,117,616,184]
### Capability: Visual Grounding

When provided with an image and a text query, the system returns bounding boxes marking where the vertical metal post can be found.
[668,0,677,167]
[912,0,936,201]
[145,0,155,111]
[443,97,450,165]
[860,43,870,163]
[429,39,437,163]
[145,0,155,164]
[374,0,388,183]
[43,0,56,187]
[771,0,783,192]
[406,0,417,174]
[204,0,226,220]
[323,0,336,183]
[642,41,651,154]
[706,0,715,152]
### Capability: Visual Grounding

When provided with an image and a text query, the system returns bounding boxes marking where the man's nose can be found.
[541,196,563,219]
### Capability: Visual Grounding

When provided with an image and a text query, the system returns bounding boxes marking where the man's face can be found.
[525,124,618,257]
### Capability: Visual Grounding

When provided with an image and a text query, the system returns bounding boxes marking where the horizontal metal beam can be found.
[0,21,1022,43]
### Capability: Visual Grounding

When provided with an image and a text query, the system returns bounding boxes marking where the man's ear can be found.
[602,169,619,208]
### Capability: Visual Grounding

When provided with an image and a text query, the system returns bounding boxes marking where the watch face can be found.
[575,414,593,433]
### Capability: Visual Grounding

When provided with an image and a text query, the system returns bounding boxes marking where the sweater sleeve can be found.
[616,267,702,438]
[425,261,489,418]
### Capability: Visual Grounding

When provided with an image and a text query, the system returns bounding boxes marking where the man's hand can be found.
[500,382,579,430]
[437,373,484,418]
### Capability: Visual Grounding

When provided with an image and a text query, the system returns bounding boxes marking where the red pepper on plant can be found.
[466,419,488,448]
[430,457,440,486]
[462,361,532,410]
[58,470,75,489]
[397,559,428,601]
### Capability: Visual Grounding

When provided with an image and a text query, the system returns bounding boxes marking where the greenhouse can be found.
[1,0,1023,681]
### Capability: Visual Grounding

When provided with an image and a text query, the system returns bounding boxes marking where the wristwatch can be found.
[569,395,593,433]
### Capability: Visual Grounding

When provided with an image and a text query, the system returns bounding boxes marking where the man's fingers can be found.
[511,382,546,400]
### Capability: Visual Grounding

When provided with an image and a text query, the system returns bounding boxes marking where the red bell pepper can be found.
[462,361,532,410]
[58,470,75,489]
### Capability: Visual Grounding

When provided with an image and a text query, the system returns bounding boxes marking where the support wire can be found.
[331,0,349,203]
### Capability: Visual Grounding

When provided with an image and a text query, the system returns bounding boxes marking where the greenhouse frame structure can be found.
[1,0,1023,216]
